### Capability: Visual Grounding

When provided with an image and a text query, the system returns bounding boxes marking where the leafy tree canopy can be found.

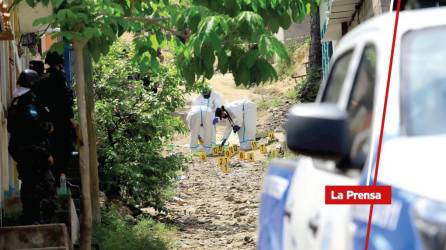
[21,0,318,86]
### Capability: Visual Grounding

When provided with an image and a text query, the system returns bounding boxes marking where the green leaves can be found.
[235,11,264,41]
[93,42,187,208]
[259,34,289,62]
[50,0,63,9]
[27,0,317,89]
[173,0,316,86]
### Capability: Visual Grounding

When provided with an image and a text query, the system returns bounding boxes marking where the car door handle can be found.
[308,214,319,236]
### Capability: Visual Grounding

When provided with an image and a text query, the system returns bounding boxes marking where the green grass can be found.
[257,96,283,111]
[93,206,176,250]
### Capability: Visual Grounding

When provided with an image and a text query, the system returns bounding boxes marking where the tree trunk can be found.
[298,8,323,102]
[309,8,322,72]
[73,40,93,250]
[83,48,101,224]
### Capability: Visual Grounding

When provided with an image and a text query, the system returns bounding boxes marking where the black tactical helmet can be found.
[17,69,40,88]
[45,51,64,66]
[29,60,44,76]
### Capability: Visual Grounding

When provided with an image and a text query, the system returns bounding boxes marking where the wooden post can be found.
[83,48,101,224]
[72,40,92,250]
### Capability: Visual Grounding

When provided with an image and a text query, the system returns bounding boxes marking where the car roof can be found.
[334,6,446,55]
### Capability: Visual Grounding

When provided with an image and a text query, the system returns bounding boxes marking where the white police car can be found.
[258,7,446,250]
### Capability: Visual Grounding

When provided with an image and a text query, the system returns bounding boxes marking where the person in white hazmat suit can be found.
[215,100,257,150]
[192,86,222,145]
[186,105,215,155]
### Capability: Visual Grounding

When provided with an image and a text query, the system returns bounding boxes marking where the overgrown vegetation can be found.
[93,41,187,211]
[93,206,176,250]
[276,38,310,79]
[273,37,321,103]
[296,66,321,102]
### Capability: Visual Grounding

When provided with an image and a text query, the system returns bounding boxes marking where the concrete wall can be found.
[283,17,310,44]
[276,17,310,45]
[0,224,70,249]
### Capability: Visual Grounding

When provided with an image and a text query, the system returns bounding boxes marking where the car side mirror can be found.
[286,103,351,160]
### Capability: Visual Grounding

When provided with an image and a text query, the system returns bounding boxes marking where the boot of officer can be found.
[186,105,214,155]
[35,52,75,180]
[7,69,57,225]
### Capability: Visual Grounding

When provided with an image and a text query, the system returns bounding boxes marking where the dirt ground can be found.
[163,72,296,250]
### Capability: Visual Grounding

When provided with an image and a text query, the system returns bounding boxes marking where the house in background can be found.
[0,0,56,221]
[276,17,311,45]
[320,0,446,79]
[1,0,24,218]
[319,0,392,78]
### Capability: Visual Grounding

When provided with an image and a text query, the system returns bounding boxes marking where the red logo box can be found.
[325,185,392,205]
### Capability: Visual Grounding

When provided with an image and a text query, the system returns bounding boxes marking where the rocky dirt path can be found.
[167,154,267,249]
[166,73,294,249]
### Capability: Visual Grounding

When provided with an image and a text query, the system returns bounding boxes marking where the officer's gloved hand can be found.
[220,139,227,147]
[212,117,219,125]
[233,125,241,133]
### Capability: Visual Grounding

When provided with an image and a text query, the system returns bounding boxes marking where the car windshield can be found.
[402,26,446,136]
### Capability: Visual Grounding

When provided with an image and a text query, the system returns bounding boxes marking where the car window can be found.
[323,51,354,103]
[402,26,446,136]
[347,45,376,167]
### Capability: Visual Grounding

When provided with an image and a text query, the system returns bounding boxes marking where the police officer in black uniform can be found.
[35,52,75,180]
[7,69,57,224]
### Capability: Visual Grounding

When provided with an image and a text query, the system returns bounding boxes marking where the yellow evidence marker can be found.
[232,145,239,153]
[250,141,258,150]
[259,144,268,154]
[247,152,255,162]
[198,151,207,161]
[268,131,276,141]
[228,146,234,155]
[222,163,230,174]
[212,146,220,156]
[224,150,231,158]
[218,157,225,168]
[218,157,230,174]
[239,151,246,160]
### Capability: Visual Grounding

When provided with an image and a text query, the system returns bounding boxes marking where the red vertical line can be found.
[364,0,402,250]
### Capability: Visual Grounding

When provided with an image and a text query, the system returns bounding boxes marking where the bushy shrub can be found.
[93,206,175,250]
[93,41,187,211]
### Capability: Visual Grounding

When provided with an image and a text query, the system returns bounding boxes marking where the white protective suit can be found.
[186,105,214,154]
[222,100,257,150]
[191,91,223,144]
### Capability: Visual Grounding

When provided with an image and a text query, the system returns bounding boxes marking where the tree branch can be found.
[124,16,169,23]
[124,16,188,38]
